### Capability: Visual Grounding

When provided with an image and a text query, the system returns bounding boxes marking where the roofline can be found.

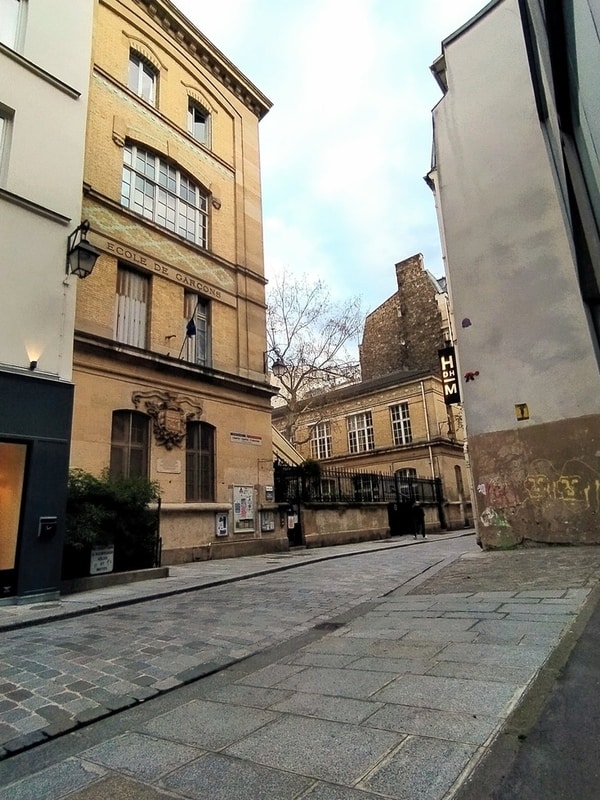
[431,0,506,93]
[271,370,443,419]
[131,0,273,119]
[441,0,504,49]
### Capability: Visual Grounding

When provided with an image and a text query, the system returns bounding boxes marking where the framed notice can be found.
[90,545,114,575]
[233,485,255,533]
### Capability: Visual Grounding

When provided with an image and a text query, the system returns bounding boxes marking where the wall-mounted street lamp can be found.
[271,355,286,378]
[66,220,100,279]
[265,348,286,377]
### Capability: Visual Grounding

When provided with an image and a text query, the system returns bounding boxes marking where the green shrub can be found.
[63,469,161,578]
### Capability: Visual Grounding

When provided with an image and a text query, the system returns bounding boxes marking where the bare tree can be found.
[267,272,364,446]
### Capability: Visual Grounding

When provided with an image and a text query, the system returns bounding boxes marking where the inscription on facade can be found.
[95,238,235,303]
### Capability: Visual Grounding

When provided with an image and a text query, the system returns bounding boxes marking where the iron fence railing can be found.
[274,463,443,506]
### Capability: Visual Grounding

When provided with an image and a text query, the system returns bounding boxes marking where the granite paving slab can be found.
[270,692,383,724]
[225,714,403,785]
[139,698,277,749]
[0,759,106,800]
[360,736,478,800]
[371,674,524,716]
[273,666,399,700]
[161,751,313,800]
[80,731,202,781]
[365,703,500,744]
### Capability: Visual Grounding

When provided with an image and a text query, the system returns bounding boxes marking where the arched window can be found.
[110,411,149,478]
[186,421,215,501]
[121,143,208,247]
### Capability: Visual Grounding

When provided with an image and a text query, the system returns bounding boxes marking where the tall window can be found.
[390,402,412,445]
[0,107,12,183]
[347,411,374,453]
[121,143,208,247]
[395,468,417,501]
[354,474,380,502]
[186,422,215,501]
[114,267,149,348]
[110,411,149,478]
[128,51,157,105]
[310,422,332,460]
[0,0,25,50]
[188,101,209,145]
[183,292,210,366]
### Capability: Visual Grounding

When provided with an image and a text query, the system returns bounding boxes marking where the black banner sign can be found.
[438,346,461,405]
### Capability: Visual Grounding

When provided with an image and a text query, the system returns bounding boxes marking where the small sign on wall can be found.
[90,545,114,575]
[515,403,530,421]
[216,512,229,537]
[438,346,461,405]
[261,510,275,532]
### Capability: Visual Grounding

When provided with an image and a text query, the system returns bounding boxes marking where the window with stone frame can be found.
[109,411,149,478]
[121,143,208,247]
[0,0,25,50]
[128,50,157,105]
[186,421,215,501]
[310,421,332,460]
[0,106,13,183]
[390,402,413,445]
[347,411,374,453]
[183,292,210,366]
[188,100,210,146]
[114,266,149,348]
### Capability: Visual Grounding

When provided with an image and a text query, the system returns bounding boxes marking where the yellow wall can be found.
[285,376,470,505]
[71,0,282,562]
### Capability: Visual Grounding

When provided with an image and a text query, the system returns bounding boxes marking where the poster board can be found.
[233,485,255,533]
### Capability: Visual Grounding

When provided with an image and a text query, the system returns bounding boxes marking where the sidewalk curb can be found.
[0,531,474,633]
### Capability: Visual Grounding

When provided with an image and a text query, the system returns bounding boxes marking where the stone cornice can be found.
[131,0,272,119]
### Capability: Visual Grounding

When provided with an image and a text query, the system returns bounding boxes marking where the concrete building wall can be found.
[0,0,94,598]
[430,0,600,547]
[0,0,93,379]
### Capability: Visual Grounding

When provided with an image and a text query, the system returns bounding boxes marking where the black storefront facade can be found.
[0,370,73,601]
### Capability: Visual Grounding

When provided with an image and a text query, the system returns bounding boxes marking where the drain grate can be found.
[313,621,345,631]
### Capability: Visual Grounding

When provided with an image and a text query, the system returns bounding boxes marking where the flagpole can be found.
[178,297,200,359]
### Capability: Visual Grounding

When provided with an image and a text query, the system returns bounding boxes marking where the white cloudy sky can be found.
[174,0,486,313]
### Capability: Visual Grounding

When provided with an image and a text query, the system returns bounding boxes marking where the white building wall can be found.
[0,0,94,380]
[430,0,600,547]
[433,0,600,437]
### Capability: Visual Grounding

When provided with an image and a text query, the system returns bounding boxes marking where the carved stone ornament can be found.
[132,390,202,450]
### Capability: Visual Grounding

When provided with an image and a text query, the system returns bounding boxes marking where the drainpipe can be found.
[420,381,436,480]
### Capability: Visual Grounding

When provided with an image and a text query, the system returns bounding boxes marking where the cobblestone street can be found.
[0,538,465,756]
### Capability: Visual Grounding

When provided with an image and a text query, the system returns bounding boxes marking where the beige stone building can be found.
[71,0,284,562]
[273,255,472,530]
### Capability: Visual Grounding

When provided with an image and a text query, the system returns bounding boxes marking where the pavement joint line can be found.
[0,531,474,633]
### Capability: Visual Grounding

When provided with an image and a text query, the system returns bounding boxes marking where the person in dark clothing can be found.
[412,501,426,539]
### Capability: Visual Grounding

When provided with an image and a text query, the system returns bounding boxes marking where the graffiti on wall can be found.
[524,459,600,512]
[477,458,600,527]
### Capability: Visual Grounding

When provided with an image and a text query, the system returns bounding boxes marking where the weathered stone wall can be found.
[470,414,600,548]
[300,504,390,548]
[360,254,446,381]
